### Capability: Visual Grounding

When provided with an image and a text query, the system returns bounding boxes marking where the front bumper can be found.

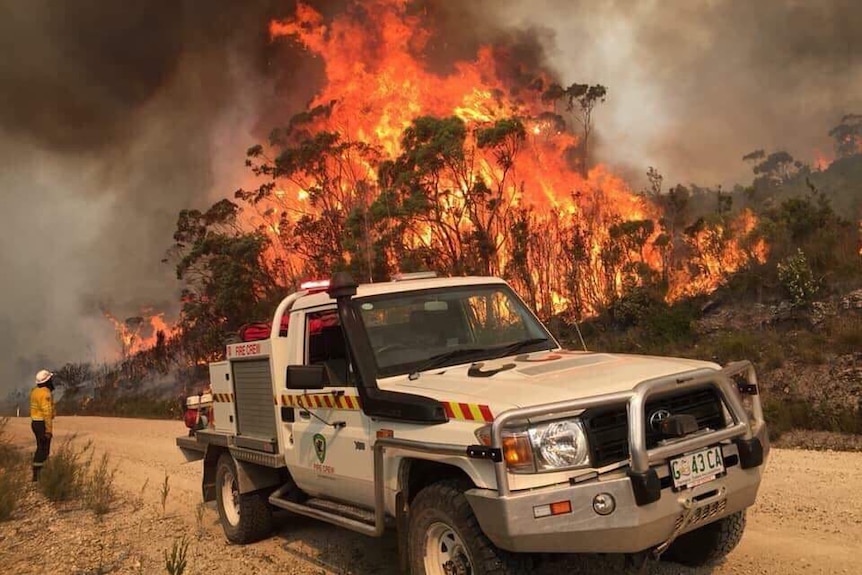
[466,433,767,554]
[465,360,769,554]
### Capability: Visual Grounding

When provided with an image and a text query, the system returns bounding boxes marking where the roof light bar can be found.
[391,271,438,281]
[300,279,331,292]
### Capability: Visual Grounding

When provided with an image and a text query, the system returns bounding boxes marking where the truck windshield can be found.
[356,284,555,378]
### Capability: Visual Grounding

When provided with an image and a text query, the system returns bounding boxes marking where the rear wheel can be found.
[407,480,530,575]
[662,510,746,566]
[215,453,273,543]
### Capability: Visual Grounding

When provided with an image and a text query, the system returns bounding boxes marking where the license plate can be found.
[670,446,724,490]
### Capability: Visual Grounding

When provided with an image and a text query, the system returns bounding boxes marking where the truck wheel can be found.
[662,511,746,567]
[407,480,529,575]
[215,453,273,544]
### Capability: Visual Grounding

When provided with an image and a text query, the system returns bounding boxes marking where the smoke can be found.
[484,0,862,188]
[0,0,310,395]
[1,0,859,396]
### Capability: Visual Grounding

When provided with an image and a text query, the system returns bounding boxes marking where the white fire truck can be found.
[177,272,769,574]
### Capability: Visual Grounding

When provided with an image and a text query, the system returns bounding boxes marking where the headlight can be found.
[528,419,590,471]
[476,418,590,473]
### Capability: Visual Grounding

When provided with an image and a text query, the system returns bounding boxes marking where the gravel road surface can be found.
[2,416,860,574]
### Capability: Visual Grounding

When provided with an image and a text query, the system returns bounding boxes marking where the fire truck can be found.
[177,272,769,574]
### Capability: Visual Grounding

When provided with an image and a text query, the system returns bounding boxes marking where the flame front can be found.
[103,309,177,358]
[247,1,765,316]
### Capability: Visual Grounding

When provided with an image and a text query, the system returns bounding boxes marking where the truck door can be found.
[286,307,375,508]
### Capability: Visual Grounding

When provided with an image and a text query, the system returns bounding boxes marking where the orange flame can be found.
[813,150,833,171]
[103,309,178,358]
[242,1,764,316]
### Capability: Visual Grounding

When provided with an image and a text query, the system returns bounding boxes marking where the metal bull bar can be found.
[489,361,759,497]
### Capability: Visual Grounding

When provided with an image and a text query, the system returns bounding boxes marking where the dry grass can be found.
[0,418,27,521]
[38,434,117,516]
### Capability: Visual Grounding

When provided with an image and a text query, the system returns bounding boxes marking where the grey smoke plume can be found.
[0,0,305,395]
[486,0,862,187]
[1,0,859,397]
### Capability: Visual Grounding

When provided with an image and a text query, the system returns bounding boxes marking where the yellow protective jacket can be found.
[30,386,54,434]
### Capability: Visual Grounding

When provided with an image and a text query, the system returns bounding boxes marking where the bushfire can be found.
[103,309,176,358]
[107,0,778,357]
[251,0,766,316]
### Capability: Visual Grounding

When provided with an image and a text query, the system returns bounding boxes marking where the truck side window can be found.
[305,310,352,387]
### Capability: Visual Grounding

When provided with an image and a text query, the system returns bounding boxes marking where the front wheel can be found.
[407,480,530,575]
[662,510,747,567]
[215,453,273,544]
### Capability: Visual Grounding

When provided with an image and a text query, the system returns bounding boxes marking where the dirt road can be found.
[3,416,861,574]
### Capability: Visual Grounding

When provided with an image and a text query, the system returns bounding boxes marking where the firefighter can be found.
[30,369,55,482]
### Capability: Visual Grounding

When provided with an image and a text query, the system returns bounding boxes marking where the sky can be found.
[0,0,859,395]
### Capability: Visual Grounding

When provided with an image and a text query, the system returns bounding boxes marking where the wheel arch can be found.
[398,457,477,504]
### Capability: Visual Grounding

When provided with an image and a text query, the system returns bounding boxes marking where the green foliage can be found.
[164,535,190,575]
[171,200,283,362]
[749,181,860,297]
[777,249,820,308]
[585,289,699,356]
[705,332,761,364]
[0,418,26,521]
[764,398,862,440]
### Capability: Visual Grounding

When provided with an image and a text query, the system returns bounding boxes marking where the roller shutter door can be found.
[232,359,277,440]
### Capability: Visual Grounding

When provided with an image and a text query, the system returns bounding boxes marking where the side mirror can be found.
[286,364,327,390]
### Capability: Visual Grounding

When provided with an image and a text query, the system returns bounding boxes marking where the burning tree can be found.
[164,0,768,362]
[231,0,763,313]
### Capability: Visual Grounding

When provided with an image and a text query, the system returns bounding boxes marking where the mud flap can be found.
[234,458,282,494]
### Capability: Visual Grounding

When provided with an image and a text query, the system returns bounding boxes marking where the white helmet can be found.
[35,369,54,385]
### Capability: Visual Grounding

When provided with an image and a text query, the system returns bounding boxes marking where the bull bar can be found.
[488,360,763,497]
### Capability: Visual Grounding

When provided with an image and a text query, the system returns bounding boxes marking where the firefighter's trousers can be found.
[31,420,52,481]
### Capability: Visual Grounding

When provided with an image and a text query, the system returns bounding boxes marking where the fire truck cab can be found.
[177,272,769,573]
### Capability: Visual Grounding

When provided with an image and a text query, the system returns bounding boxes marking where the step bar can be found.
[269,438,466,537]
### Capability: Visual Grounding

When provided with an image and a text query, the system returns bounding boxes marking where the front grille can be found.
[582,387,727,468]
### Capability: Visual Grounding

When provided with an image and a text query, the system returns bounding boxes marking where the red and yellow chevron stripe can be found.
[442,401,494,423]
[213,393,234,402]
[278,393,361,410]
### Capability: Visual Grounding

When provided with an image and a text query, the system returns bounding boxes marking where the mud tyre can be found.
[662,510,746,567]
[407,479,530,575]
[215,453,273,544]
